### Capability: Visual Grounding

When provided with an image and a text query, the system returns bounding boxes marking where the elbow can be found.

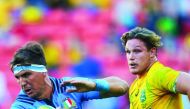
[103,76,129,97]
[112,76,129,96]
[113,84,129,97]
[187,90,190,100]
[119,81,129,96]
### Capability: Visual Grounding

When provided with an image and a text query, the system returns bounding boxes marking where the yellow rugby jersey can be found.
[129,61,183,109]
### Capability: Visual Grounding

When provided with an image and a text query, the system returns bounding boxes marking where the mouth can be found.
[129,63,138,68]
[24,88,32,95]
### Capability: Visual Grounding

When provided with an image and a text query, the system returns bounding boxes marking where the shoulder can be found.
[11,91,35,109]
[147,62,180,91]
[49,76,72,83]
[148,62,179,78]
[49,76,74,87]
[49,76,82,96]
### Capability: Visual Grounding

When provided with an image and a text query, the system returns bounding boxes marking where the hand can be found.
[61,77,96,93]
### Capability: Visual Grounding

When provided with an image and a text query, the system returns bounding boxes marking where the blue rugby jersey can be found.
[11,77,100,109]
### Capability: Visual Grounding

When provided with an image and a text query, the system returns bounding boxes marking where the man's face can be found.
[125,39,152,75]
[14,70,46,99]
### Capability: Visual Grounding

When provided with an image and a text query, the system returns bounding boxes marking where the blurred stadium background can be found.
[0,0,190,109]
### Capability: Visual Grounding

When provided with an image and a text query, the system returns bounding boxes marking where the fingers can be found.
[61,79,80,87]
[66,89,78,93]
[61,77,88,86]
[61,77,93,93]
[62,82,78,93]
[61,80,73,86]
[61,79,81,93]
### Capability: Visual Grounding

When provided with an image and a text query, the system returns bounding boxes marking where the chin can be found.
[27,94,34,98]
[28,93,37,98]
[129,69,139,75]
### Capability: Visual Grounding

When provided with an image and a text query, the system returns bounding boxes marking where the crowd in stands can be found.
[0,0,190,108]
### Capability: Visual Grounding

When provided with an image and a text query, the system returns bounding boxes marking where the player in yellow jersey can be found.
[120,27,190,109]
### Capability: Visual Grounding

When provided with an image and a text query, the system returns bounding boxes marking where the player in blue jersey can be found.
[10,41,129,109]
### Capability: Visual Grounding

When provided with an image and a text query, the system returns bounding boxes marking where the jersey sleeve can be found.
[11,90,36,109]
[81,91,101,101]
[11,105,23,109]
[11,102,34,109]
[151,66,180,93]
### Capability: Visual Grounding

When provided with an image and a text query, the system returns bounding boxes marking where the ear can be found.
[150,47,156,58]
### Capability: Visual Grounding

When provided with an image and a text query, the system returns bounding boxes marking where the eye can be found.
[22,72,31,78]
[126,50,130,54]
[15,75,19,79]
[133,49,141,53]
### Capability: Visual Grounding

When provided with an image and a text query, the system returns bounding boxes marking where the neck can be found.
[137,57,157,78]
[38,76,53,100]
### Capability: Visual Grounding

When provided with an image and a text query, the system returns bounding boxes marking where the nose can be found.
[18,77,27,87]
[127,52,135,60]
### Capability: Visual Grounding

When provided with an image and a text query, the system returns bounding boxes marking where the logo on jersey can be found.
[62,97,77,109]
[140,89,146,102]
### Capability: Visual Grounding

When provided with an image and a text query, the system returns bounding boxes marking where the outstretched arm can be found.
[176,72,190,100]
[99,76,129,98]
[61,76,129,98]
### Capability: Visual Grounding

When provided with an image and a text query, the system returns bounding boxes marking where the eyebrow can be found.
[125,45,142,50]
[15,71,31,78]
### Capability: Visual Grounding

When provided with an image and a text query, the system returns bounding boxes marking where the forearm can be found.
[61,76,129,98]
[176,72,190,101]
[97,76,129,98]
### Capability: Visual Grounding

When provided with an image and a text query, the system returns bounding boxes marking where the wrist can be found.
[93,79,110,92]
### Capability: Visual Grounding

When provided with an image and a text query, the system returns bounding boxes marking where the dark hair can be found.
[10,41,47,68]
[121,27,163,50]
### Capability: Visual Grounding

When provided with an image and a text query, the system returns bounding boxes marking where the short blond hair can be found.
[121,27,163,50]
